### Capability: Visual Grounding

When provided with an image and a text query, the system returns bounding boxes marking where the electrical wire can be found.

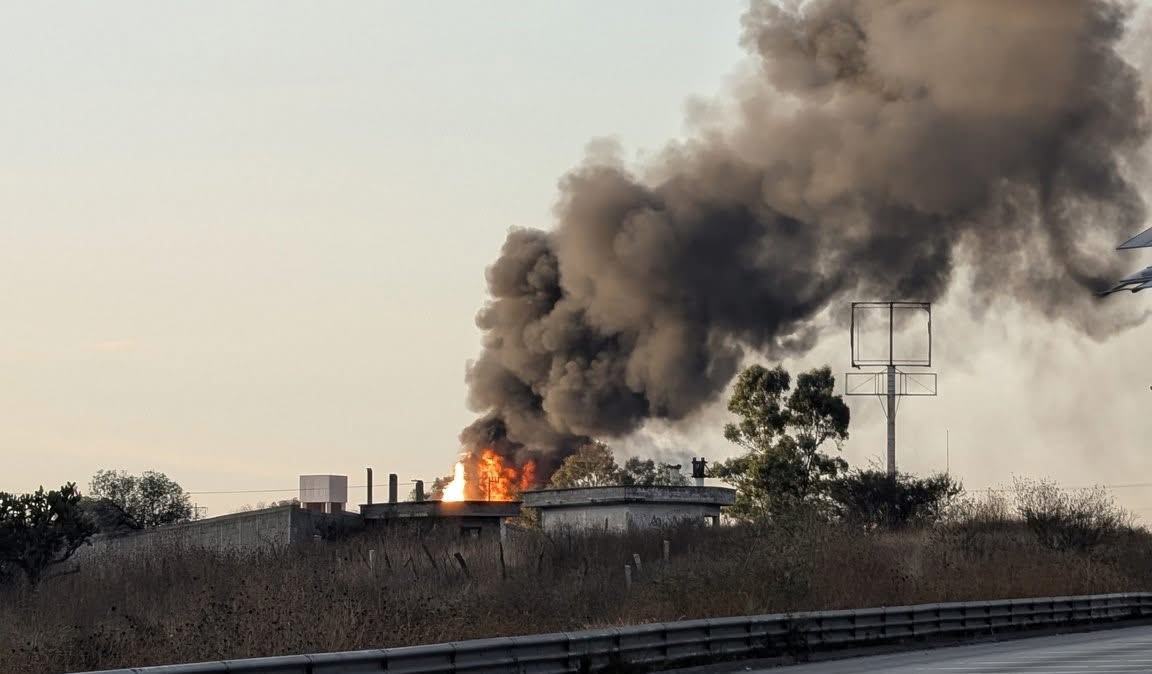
[969,482,1152,493]
[186,481,417,496]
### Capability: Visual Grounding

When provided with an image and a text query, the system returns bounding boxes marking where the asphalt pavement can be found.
[693,625,1152,673]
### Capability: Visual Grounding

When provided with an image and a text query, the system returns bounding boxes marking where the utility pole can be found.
[886,364,897,477]
[886,301,896,477]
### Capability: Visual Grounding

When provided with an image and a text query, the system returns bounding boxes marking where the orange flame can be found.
[440,449,535,502]
[519,461,537,492]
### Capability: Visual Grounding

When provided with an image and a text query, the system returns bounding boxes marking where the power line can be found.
[186,481,417,496]
[970,482,1152,493]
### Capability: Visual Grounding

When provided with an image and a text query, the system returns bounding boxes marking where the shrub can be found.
[829,470,962,529]
[1013,478,1132,552]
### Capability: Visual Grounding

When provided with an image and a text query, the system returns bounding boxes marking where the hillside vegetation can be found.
[3,491,1150,674]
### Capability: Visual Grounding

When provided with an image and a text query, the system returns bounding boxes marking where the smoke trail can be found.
[461,0,1150,475]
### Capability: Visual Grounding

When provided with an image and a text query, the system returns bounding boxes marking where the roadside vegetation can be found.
[2,363,1147,673]
[2,485,1148,674]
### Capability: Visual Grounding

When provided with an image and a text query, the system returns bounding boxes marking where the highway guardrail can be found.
[78,591,1152,673]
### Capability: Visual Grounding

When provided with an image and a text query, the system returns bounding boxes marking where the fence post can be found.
[625,564,633,589]
[454,552,472,580]
[633,553,642,572]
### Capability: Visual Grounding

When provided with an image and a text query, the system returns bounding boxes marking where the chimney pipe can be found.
[414,480,425,502]
[366,468,374,505]
[388,473,398,504]
[691,457,707,488]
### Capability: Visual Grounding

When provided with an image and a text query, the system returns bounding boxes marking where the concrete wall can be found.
[539,503,721,534]
[523,485,735,508]
[621,503,720,530]
[540,504,630,533]
[84,505,363,556]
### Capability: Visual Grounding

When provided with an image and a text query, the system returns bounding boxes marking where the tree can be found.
[237,498,298,513]
[88,470,196,529]
[620,458,689,486]
[829,470,962,529]
[0,483,96,586]
[548,443,690,488]
[549,442,622,487]
[712,365,850,520]
[78,496,139,535]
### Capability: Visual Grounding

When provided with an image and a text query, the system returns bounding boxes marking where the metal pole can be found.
[886,364,897,478]
[366,468,374,505]
[886,302,897,478]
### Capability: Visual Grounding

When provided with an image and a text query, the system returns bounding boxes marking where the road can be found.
[698,626,1152,673]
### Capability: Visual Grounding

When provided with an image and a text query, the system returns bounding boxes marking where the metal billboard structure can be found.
[1102,226,1152,295]
[845,301,936,478]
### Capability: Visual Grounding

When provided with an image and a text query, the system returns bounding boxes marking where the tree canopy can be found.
[620,457,689,487]
[549,442,622,487]
[0,483,96,586]
[713,364,850,520]
[548,442,688,488]
[87,470,196,530]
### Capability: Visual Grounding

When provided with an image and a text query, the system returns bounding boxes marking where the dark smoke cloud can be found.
[461,0,1150,477]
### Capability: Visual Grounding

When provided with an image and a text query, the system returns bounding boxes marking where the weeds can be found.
[2,511,1149,674]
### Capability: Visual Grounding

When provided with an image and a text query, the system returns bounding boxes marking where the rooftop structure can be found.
[360,500,521,539]
[299,474,348,514]
[521,485,736,533]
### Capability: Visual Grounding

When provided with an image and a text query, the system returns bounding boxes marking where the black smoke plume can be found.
[460,0,1150,479]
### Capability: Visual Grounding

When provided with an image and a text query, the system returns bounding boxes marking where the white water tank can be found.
[299,474,348,513]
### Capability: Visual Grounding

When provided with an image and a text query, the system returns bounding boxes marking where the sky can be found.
[2,2,1151,519]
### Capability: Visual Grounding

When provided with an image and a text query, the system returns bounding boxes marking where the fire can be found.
[519,461,536,492]
[441,461,467,501]
[439,449,536,502]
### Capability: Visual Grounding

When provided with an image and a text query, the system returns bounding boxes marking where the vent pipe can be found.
[388,473,398,504]
[691,457,707,488]
[414,480,425,502]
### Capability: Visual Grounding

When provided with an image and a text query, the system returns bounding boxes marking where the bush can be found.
[1013,478,1132,552]
[4,513,1152,674]
[829,470,962,529]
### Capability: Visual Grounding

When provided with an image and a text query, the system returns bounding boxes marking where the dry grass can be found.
[3,516,1152,674]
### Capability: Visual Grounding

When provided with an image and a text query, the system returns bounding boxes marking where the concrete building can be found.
[521,485,736,533]
[360,500,520,539]
[85,504,363,556]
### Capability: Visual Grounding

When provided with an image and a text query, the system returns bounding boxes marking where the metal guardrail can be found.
[78,592,1152,674]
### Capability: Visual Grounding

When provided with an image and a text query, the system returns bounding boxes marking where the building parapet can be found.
[521,485,735,509]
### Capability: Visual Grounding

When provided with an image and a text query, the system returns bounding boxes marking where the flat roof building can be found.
[521,485,736,534]
[360,500,521,539]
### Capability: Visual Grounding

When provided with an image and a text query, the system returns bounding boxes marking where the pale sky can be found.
[3,2,1151,519]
